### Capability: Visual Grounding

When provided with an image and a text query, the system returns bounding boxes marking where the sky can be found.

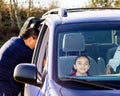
[41,0,90,8]
[59,0,90,8]
[5,0,90,8]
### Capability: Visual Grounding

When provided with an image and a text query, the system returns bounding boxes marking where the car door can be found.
[24,23,49,96]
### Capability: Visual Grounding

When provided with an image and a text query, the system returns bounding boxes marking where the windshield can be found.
[56,21,120,89]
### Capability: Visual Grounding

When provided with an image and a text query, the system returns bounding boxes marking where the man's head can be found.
[20,27,40,50]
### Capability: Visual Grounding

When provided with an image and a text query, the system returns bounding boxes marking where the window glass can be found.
[35,26,49,75]
[56,22,120,80]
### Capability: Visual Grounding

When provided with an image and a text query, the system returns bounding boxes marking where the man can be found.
[106,31,120,74]
[0,27,40,96]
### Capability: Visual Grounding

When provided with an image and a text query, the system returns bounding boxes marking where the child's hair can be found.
[74,55,90,64]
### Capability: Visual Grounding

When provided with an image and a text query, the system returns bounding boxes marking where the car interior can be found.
[58,30,118,77]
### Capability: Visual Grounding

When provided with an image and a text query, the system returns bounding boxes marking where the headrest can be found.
[62,33,85,52]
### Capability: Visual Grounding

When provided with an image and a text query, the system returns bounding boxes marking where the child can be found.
[71,55,90,76]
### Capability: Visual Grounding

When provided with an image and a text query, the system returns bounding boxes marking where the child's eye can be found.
[85,63,89,65]
[77,62,82,65]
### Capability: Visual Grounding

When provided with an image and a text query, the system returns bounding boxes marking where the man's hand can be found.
[106,65,111,75]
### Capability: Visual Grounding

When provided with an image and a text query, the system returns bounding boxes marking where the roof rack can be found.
[42,8,120,19]
[67,8,120,12]
[42,8,68,18]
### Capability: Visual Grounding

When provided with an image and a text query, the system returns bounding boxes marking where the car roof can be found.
[43,8,120,25]
[66,10,120,22]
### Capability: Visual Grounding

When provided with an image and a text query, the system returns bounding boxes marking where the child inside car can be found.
[71,55,90,76]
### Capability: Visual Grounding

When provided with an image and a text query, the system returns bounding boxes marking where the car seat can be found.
[58,33,100,77]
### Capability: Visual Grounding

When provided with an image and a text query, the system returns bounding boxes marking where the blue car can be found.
[14,8,120,96]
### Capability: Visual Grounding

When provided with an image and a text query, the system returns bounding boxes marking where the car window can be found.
[33,24,49,76]
[56,22,120,79]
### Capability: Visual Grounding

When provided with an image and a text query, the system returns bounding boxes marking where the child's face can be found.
[74,57,90,75]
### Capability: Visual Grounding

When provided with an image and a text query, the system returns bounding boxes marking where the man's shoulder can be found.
[10,36,24,45]
[10,36,21,41]
[1,36,23,50]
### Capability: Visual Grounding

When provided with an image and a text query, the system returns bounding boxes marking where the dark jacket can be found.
[0,36,33,96]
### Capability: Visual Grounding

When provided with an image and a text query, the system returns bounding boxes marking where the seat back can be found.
[58,56,77,77]
[86,56,100,75]
[58,56,102,77]
[97,57,106,74]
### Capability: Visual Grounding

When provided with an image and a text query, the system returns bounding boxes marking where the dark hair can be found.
[20,27,40,39]
[75,55,90,64]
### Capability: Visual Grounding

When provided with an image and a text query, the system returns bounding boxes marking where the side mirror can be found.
[14,63,38,85]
